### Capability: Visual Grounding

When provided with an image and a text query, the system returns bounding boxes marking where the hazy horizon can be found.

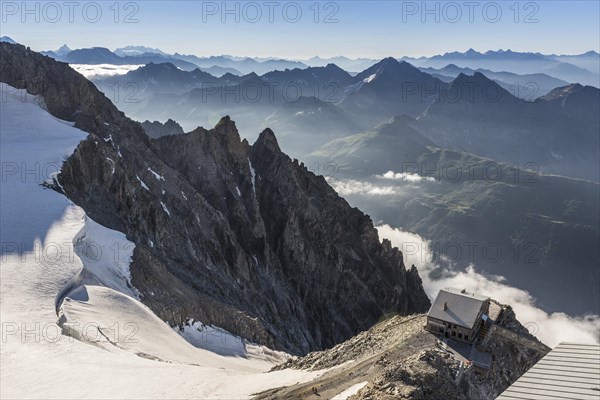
[2,35,598,61]
[2,1,599,58]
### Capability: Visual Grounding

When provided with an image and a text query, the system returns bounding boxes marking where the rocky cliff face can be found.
[0,42,431,354]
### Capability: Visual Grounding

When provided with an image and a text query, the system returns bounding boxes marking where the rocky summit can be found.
[0,42,431,355]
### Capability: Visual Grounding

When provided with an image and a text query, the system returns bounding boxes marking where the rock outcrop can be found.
[260,309,547,400]
[0,42,431,354]
[140,119,185,138]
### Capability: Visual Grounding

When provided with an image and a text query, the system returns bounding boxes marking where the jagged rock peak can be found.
[141,118,184,138]
[212,115,245,152]
[214,115,237,134]
[254,128,281,153]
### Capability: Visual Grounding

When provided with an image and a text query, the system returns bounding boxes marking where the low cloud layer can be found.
[70,64,143,78]
[327,175,436,197]
[376,224,600,347]
[376,170,436,182]
[328,179,399,196]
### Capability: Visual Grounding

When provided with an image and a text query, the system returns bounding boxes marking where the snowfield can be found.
[0,83,323,399]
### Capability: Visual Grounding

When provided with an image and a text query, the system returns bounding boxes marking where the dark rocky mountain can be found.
[339,57,446,127]
[262,64,354,102]
[0,42,431,355]
[536,83,600,127]
[416,72,600,181]
[310,116,600,315]
[199,65,242,77]
[113,70,364,157]
[141,119,185,138]
[0,36,16,44]
[311,115,437,176]
[94,62,219,98]
[419,64,570,98]
[98,62,353,101]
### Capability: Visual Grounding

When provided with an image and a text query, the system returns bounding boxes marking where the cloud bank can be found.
[376,224,600,348]
[376,170,436,182]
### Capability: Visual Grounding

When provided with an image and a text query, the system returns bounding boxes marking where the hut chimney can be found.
[443,302,448,311]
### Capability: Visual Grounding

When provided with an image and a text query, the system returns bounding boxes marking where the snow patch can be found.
[332,381,369,399]
[248,159,257,194]
[160,201,171,216]
[177,319,290,364]
[136,175,150,191]
[147,167,165,181]
[364,73,377,83]
[48,170,67,194]
[57,216,139,304]
[106,157,115,175]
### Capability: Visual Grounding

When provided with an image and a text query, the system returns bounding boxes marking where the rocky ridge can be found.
[140,119,185,138]
[258,307,547,400]
[0,42,431,354]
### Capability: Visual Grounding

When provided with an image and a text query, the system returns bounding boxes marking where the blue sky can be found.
[2,1,599,58]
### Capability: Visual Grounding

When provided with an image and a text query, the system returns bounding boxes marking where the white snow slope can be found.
[0,83,323,399]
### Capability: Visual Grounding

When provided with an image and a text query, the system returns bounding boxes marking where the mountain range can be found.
[415,72,599,182]
[27,38,600,86]
[92,56,600,182]
[401,48,600,86]
[40,42,308,75]
[1,41,431,354]
[419,64,570,98]
[81,50,600,315]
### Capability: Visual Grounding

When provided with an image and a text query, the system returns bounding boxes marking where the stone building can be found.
[426,288,490,343]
